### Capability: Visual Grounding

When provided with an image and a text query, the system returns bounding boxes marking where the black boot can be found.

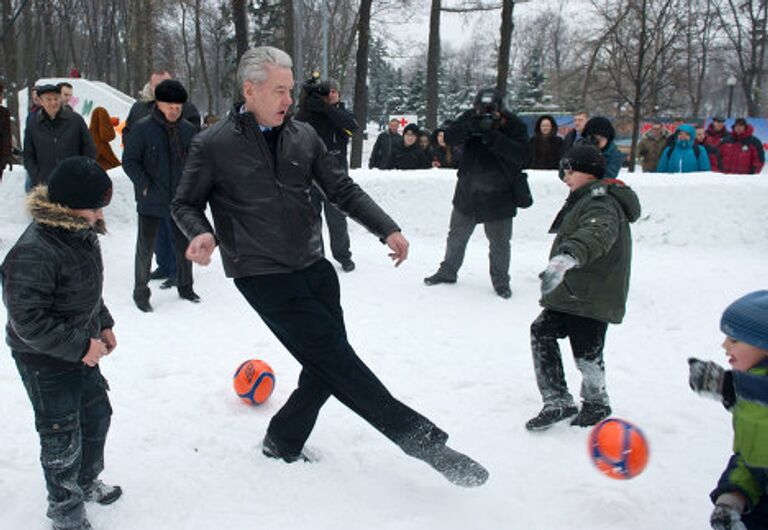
[134,297,153,313]
[525,405,579,431]
[494,285,512,299]
[84,479,123,505]
[418,444,489,487]
[262,434,311,463]
[423,272,457,286]
[571,402,612,427]
[340,259,356,272]
[179,289,201,303]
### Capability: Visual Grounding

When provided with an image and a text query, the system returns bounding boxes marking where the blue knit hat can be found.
[721,291,768,350]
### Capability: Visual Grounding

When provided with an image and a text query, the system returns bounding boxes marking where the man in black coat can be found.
[368,117,403,169]
[424,88,531,299]
[295,77,358,272]
[23,84,96,191]
[123,80,199,312]
[2,157,121,530]
[172,46,488,487]
[392,123,431,170]
[123,69,201,284]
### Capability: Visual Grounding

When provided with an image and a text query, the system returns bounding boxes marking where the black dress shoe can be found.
[149,268,169,280]
[424,272,457,286]
[159,278,177,290]
[340,259,356,272]
[179,290,201,303]
[134,299,153,312]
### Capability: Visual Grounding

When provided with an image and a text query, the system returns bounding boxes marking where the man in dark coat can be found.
[561,111,589,153]
[2,157,122,530]
[392,123,431,169]
[0,82,12,180]
[424,88,531,299]
[369,117,403,169]
[172,46,488,487]
[295,77,358,272]
[123,80,199,312]
[123,69,201,284]
[23,84,96,191]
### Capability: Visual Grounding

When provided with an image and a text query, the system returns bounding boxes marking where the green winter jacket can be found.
[540,179,641,324]
[711,361,768,510]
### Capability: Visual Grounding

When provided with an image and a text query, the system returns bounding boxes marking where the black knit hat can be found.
[48,157,113,209]
[403,123,420,136]
[559,143,607,180]
[154,79,188,104]
[582,117,615,144]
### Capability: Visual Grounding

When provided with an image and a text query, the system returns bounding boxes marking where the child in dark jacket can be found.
[689,291,768,530]
[526,144,641,431]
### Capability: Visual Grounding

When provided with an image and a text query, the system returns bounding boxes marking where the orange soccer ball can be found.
[233,359,275,405]
[588,418,649,480]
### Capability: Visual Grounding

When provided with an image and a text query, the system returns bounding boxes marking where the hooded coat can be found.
[656,125,711,173]
[541,179,641,324]
[720,124,765,174]
[1,187,114,369]
[637,128,669,172]
[89,107,121,171]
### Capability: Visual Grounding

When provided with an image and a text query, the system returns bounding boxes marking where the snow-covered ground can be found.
[0,164,766,530]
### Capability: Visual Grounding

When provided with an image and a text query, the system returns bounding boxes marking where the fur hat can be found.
[559,143,607,180]
[721,291,768,351]
[154,79,188,104]
[582,117,616,144]
[48,157,113,209]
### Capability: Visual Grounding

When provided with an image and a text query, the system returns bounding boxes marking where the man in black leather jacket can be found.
[172,46,488,487]
[2,157,122,530]
[424,88,530,299]
[295,78,358,272]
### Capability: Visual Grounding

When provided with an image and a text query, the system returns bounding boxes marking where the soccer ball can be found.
[233,359,275,405]
[588,418,649,480]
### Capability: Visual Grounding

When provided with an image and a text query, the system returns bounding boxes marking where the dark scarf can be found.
[152,107,187,171]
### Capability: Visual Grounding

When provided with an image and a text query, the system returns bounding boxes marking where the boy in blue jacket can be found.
[689,291,768,530]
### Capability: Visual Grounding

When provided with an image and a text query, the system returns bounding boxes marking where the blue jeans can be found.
[15,359,112,529]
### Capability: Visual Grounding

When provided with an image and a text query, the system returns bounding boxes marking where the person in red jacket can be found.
[705,116,729,150]
[719,118,765,174]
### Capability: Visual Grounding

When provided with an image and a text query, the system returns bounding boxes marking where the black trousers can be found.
[310,185,352,263]
[234,259,447,457]
[134,214,193,302]
[530,309,610,408]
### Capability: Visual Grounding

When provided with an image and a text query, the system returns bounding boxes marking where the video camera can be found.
[303,71,332,97]
[472,88,504,134]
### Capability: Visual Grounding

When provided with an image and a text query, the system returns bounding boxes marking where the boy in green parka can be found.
[689,290,768,530]
[525,144,641,431]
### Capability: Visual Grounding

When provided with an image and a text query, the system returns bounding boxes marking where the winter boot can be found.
[418,444,489,487]
[494,285,512,299]
[423,272,457,286]
[525,404,579,431]
[262,434,311,463]
[570,402,612,427]
[179,289,201,303]
[84,479,123,505]
[340,259,356,272]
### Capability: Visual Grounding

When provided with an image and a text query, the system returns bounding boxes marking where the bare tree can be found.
[232,0,248,62]
[193,0,214,114]
[496,0,514,95]
[426,0,440,130]
[350,0,372,169]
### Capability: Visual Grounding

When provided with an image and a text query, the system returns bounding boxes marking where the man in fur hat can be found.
[1,156,121,530]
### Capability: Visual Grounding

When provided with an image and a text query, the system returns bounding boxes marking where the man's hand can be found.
[385,232,409,267]
[82,339,108,367]
[186,233,217,266]
[100,328,117,354]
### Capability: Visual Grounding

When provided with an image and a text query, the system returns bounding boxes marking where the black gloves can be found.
[688,358,736,409]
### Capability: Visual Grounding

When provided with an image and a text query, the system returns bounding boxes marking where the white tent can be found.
[19,78,136,158]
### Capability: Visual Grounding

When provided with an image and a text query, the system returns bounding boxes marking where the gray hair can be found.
[237,46,293,87]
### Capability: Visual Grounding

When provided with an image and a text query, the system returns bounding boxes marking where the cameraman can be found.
[295,77,358,272]
[424,88,530,299]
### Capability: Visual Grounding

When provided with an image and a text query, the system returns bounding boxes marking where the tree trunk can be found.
[425,0,440,130]
[1,0,21,147]
[232,0,248,62]
[349,0,372,169]
[497,0,514,95]
[628,0,648,174]
[194,0,214,114]
[180,2,194,94]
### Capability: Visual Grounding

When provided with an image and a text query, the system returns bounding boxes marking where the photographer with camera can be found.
[295,74,358,272]
[424,88,530,299]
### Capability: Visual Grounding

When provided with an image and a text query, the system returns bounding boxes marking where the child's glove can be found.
[710,504,747,530]
[688,358,736,409]
[539,254,578,295]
